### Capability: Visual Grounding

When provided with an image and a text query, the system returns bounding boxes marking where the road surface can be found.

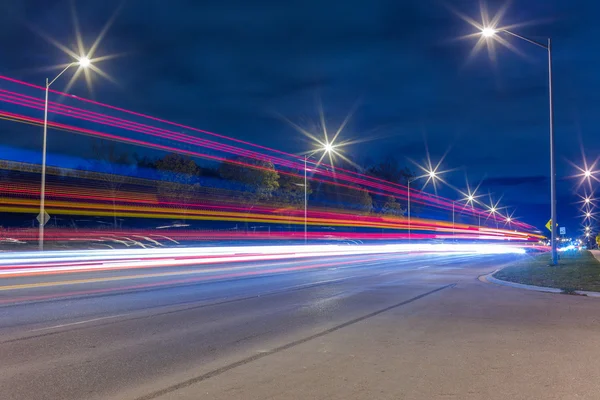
[1,251,600,399]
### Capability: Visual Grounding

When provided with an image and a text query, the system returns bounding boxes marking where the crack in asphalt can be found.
[134,283,456,400]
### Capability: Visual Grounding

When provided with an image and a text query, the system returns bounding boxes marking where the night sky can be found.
[1,0,599,235]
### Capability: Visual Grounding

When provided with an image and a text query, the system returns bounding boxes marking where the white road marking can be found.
[29,313,132,332]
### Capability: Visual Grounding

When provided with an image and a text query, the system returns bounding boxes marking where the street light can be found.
[407,169,438,243]
[461,181,485,230]
[407,177,418,243]
[488,205,500,229]
[479,27,558,265]
[465,194,482,230]
[301,143,334,244]
[78,56,91,68]
[481,27,496,38]
[39,56,91,251]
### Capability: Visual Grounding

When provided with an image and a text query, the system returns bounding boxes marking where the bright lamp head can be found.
[78,56,91,68]
[481,27,497,38]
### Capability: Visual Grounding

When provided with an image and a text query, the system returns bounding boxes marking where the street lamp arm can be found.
[501,30,548,50]
[48,62,76,88]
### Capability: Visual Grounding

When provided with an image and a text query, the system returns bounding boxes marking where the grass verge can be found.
[493,250,600,293]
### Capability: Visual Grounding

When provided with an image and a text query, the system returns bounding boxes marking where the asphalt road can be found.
[1,252,600,400]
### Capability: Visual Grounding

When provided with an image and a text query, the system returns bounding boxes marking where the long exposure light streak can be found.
[0,76,523,227]
[0,244,531,278]
[0,75,539,235]
[0,107,504,223]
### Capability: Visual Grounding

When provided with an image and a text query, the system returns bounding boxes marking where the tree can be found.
[353,187,373,213]
[89,141,136,229]
[155,153,201,219]
[366,155,414,216]
[133,153,157,170]
[219,156,279,201]
[277,171,311,206]
[367,155,413,185]
[381,196,405,216]
[313,182,372,214]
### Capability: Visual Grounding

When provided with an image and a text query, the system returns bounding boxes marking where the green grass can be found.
[493,250,600,292]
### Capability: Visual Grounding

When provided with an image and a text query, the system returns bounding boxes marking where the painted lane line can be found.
[29,313,133,332]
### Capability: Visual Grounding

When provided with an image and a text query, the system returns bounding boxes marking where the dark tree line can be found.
[85,143,414,220]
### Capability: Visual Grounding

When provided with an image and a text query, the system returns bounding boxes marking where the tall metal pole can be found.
[548,38,558,265]
[499,31,557,264]
[304,155,307,245]
[37,63,78,251]
[452,201,455,240]
[407,179,411,243]
[39,80,49,251]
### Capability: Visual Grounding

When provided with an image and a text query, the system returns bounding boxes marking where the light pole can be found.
[300,145,332,244]
[304,154,308,244]
[466,194,481,230]
[489,206,499,229]
[39,57,91,251]
[407,177,417,243]
[480,28,557,264]
[452,200,455,239]
[407,170,439,243]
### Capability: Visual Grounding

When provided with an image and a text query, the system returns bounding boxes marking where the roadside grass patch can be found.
[493,250,600,292]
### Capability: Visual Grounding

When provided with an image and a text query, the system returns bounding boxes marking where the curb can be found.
[479,271,600,298]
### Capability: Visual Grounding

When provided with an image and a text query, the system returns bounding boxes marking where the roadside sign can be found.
[545,219,559,232]
[37,211,50,227]
[559,227,566,235]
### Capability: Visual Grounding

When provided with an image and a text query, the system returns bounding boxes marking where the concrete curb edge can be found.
[479,270,600,298]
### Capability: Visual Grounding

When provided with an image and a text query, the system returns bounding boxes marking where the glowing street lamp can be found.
[477,26,558,265]
[301,143,337,244]
[407,169,441,243]
[78,56,91,68]
[460,180,485,230]
[487,204,501,229]
[481,27,496,38]
[407,176,418,243]
[39,56,91,251]
[465,194,482,229]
